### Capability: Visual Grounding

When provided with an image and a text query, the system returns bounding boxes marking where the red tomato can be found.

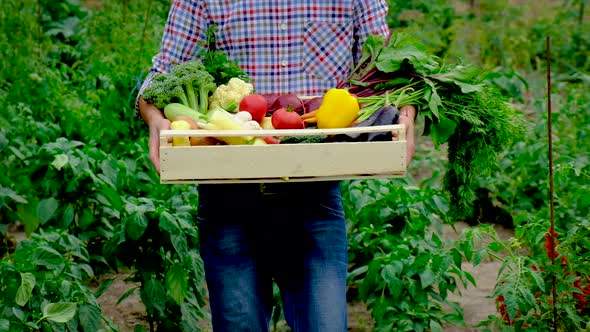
[239,94,268,123]
[271,107,304,129]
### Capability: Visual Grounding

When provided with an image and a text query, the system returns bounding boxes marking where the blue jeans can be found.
[197,181,348,332]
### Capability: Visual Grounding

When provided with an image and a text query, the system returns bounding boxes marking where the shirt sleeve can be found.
[353,0,390,65]
[135,0,210,114]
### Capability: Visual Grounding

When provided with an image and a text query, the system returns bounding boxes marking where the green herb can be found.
[198,25,250,86]
[340,32,525,218]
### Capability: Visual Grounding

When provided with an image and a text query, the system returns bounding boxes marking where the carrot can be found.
[303,117,317,123]
[300,110,317,120]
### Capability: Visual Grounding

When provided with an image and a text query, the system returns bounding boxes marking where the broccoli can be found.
[142,60,217,115]
[279,135,329,144]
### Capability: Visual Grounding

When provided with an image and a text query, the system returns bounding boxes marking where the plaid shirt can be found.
[137,0,389,107]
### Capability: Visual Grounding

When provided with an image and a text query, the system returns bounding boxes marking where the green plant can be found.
[470,210,590,331]
[342,177,478,331]
[103,191,208,331]
[0,229,115,331]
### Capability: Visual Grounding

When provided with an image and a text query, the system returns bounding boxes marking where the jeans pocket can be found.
[303,19,354,82]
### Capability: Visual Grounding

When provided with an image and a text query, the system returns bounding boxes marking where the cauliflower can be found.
[208,77,254,112]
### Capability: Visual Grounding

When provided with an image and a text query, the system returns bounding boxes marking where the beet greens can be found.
[339,32,525,218]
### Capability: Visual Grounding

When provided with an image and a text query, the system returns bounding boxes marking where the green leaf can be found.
[170,233,189,257]
[375,33,438,75]
[17,201,40,236]
[180,301,204,331]
[141,278,166,315]
[12,307,25,321]
[431,118,457,146]
[159,211,180,234]
[424,79,442,119]
[0,319,9,332]
[38,198,59,224]
[78,208,94,230]
[166,264,189,304]
[359,34,387,65]
[125,212,148,241]
[15,272,35,306]
[33,246,64,269]
[0,187,27,204]
[419,268,436,288]
[117,286,138,305]
[190,251,205,285]
[78,304,101,332]
[433,69,484,93]
[61,204,75,228]
[51,154,69,170]
[41,302,77,323]
[93,278,114,299]
[487,241,502,253]
[134,325,149,332]
[530,269,545,292]
[429,320,444,332]
[381,265,398,284]
[101,185,123,210]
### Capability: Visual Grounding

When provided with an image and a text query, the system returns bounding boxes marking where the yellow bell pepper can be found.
[315,88,359,129]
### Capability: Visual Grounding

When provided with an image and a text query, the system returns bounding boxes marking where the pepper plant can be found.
[342,176,480,331]
[102,189,209,332]
[0,229,115,332]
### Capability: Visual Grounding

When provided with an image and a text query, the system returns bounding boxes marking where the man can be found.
[138,1,415,331]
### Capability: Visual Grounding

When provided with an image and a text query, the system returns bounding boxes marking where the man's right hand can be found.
[139,98,170,173]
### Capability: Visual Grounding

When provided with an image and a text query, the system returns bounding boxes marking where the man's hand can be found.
[394,105,416,167]
[139,98,170,173]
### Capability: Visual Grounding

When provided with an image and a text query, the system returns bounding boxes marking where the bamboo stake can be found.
[579,0,586,25]
[546,35,558,332]
[137,0,154,71]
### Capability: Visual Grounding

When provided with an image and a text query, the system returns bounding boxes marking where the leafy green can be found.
[343,32,526,218]
[198,25,250,86]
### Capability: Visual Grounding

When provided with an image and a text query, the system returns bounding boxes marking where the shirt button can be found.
[280,23,287,30]
[281,60,288,67]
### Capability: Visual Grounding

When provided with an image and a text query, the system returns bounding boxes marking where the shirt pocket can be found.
[303,20,354,82]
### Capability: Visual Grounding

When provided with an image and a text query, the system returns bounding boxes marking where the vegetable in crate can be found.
[279,135,329,144]
[204,108,256,145]
[169,120,192,146]
[330,105,399,142]
[270,94,304,113]
[271,107,304,129]
[208,77,254,112]
[337,32,525,217]
[141,59,216,122]
[314,88,359,129]
[239,94,268,122]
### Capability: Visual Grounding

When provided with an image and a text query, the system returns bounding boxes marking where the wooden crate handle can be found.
[160,124,406,140]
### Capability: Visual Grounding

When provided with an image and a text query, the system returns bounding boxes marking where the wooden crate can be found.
[159,124,406,184]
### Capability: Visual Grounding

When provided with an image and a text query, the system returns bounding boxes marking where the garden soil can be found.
[91,222,515,332]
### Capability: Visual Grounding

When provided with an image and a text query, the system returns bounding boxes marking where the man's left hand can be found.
[394,105,416,167]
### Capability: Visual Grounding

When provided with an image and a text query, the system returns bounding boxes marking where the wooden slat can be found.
[160,124,405,139]
[161,173,406,184]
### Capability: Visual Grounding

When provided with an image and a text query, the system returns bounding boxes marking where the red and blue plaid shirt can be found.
[138,0,390,104]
